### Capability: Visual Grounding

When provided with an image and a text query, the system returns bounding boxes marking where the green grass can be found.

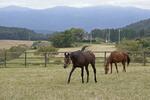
[0,64,150,100]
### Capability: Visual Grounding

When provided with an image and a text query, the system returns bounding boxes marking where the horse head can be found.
[64,52,71,68]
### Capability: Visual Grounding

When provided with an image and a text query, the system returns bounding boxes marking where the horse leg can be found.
[91,63,97,83]
[110,63,112,74]
[68,67,76,84]
[81,67,84,83]
[85,65,89,83]
[122,62,126,72]
[115,63,119,73]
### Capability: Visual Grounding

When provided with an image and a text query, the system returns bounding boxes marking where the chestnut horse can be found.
[104,51,130,74]
[64,46,97,84]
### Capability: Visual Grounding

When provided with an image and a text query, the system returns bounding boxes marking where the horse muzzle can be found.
[64,64,68,68]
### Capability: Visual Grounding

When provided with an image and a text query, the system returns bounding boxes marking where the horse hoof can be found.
[67,82,70,84]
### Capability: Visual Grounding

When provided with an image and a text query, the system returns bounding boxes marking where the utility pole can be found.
[105,30,108,43]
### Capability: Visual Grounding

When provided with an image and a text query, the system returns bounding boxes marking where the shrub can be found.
[117,39,139,52]
[0,49,6,63]
[131,54,147,63]
[7,44,29,60]
[35,46,58,63]
[32,41,42,49]
[32,41,51,49]
[37,45,58,53]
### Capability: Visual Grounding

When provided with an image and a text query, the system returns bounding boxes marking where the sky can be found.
[0,0,150,9]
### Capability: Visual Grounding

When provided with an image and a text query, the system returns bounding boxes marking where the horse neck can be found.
[106,60,110,66]
[105,57,109,65]
[107,55,112,64]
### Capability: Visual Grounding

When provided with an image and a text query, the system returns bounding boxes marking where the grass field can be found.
[0,41,150,100]
[0,64,150,100]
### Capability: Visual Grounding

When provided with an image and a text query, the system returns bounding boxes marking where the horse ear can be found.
[64,52,67,56]
[67,53,70,56]
[64,52,70,56]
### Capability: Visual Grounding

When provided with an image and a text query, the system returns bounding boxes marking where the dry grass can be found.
[0,40,33,49]
[0,64,150,100]
[58,44,116,57]
[59,44,116,52]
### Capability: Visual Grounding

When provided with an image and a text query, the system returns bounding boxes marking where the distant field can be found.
[0,40,33,49]
[0,64,150,100]
[59,44,116,52]
[0,40,116,52]
[58,44,116,57]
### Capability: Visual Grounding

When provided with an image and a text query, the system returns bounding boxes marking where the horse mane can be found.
[81,46,88,51]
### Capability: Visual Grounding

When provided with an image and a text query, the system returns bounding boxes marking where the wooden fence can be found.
[0,51,150,68]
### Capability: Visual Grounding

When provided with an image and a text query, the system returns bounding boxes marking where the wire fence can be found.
[0,51,150,68]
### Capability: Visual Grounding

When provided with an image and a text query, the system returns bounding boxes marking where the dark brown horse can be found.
[64,46,97,84]
[104,51,130,74]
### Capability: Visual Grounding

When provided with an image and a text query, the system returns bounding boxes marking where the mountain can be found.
[0,6,150,31]
[0,5,32,11]
[124,18,150,31]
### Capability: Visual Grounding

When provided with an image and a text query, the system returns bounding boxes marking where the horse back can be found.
[110,51,126,62]
[70,51,95,66]
[83,51,95,61]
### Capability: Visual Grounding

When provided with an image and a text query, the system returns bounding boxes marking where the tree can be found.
[68,28,85,41]
[139,29,145,38]
[90,29,105,41]
[51,31,75,48]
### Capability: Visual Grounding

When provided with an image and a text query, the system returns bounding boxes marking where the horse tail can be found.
[127,54,130,66]
[81,46,88,51]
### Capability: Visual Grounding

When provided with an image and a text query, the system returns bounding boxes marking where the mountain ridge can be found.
[0,5,150,31]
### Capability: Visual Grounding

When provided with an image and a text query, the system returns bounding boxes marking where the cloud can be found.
[0,0,150,9]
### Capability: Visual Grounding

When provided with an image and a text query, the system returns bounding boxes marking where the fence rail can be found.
[0,51,150,68]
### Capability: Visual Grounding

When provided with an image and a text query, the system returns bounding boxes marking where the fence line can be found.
[0,51,150,68]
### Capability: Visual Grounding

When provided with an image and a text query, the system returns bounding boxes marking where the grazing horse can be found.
[64,46,97,84]
[104,51,130,74]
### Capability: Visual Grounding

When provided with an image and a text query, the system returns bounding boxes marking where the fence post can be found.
[25,52,27,67]
[143,51,146,66]
[44,53,47,67]
[104,51,107,65]
[4,51,7,68]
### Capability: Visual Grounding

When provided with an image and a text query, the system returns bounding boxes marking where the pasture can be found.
[0,64,150,100]
[0,42,150,100]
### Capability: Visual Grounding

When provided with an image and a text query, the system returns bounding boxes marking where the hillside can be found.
[0,26,47,40]
[123,19,150,38]
[125,19,150,34]
[0,6,150,31]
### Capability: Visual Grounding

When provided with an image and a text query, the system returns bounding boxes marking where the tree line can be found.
[0,26,48,40]
[91,28,149,43]
[49,27,150,47]
[0,26,149,47]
